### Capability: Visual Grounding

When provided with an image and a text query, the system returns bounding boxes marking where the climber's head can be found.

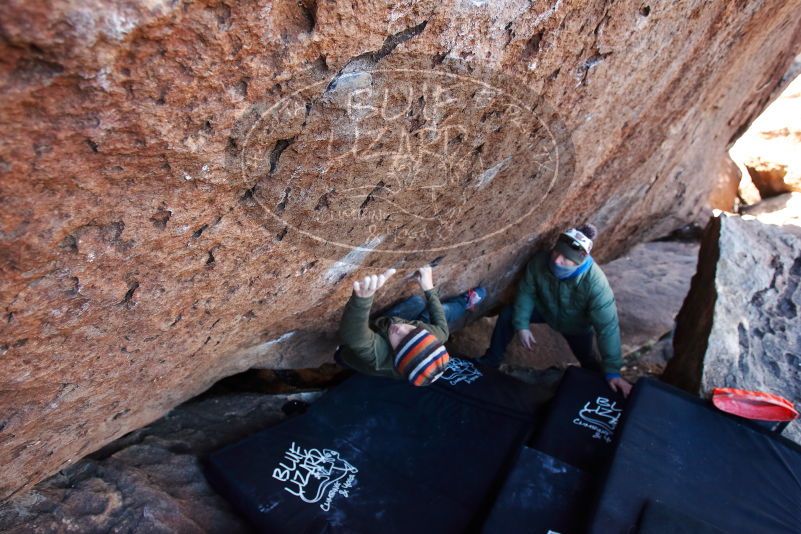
[388,322,415,348]
[391,326,450,386]
[552,223,597,265]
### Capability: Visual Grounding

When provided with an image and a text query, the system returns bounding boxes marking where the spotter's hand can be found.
[517,329,536,350]
[608,376,633,398]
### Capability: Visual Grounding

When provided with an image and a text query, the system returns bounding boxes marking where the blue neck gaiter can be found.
[550,255,593,280]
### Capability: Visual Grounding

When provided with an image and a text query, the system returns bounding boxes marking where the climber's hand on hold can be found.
[415,265,434,291]
[518,329,536,350]
[608,376,632,398]
[353,268,396,298]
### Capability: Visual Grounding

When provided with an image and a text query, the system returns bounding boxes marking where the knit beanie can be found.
[554,223,597,264]
[393,326,451,386]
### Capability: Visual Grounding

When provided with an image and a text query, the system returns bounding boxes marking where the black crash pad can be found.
[204,358,542,533]
[481,446,591,534]
[636,500,726,534]
[588,378,801,534]
[532,366,626,472]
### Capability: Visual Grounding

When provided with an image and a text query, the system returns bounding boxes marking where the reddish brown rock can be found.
[2,0,801,499]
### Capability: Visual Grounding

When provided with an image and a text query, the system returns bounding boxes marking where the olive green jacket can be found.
[512,251,623,374]
[337,288,449,379]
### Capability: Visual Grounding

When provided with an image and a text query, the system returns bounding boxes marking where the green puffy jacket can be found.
[337,288,448,379]
[512,251,622,374]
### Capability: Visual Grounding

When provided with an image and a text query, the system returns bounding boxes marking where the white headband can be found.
[562,228,593,254]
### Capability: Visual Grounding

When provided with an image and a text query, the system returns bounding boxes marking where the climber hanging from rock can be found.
[335,264,485,386]
[479,224,633,397]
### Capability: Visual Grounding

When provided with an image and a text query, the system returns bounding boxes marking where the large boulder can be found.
[2,0,801,498]
[663,214,801,444]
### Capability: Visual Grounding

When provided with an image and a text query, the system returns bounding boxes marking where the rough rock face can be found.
[663,214,801,444]
[603,240,699,355]
[446,239,698,367]
[0,389,321,533]
[2,0,801,498]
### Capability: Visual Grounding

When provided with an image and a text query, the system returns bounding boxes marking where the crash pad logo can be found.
[440,358,483,385]
[572,397,622,443]
[272,442,358,511]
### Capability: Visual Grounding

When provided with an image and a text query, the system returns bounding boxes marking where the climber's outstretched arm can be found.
[337,268,397,352]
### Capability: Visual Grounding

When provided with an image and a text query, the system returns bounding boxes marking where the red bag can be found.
[712,387,799,422]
